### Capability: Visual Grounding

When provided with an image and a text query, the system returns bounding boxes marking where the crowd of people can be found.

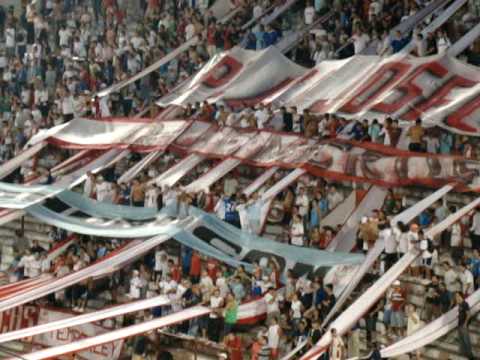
[1,0,480,360]
[9,151,480,359]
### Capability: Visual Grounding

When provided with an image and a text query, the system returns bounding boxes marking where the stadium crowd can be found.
[0,0,479,360]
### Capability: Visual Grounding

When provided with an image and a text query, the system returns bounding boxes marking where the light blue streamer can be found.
[0,182,157,220]
[26,204,253,272]
[27,204,170,238]
[56,191,157,221]
[173,231,253,272]
[188,206,365,268]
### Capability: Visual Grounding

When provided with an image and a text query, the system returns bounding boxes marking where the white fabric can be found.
[19,306,211,360]
[327,186,387,252]
[0,296,170,343]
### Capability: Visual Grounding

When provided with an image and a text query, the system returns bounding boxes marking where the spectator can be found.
[407,118,425,152]
[329,328,345,360]
[455,292,474,360]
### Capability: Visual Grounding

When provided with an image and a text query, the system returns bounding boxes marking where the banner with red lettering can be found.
[37,118,480,191]
[32,307,123,360]
[157,48,480,136]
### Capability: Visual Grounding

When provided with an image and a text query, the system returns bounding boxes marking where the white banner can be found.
[20,306,211,360]
[0,296,169,344]
[327,186,387,252]
[33,307,124,360]
[184,158,241,193]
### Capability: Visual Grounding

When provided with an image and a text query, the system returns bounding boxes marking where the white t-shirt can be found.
[96,181,112,202]
[62,96,75,115]
[5,28,15,48]
[253,5,263,18]
[154,252,168,273]
[291,300,302,319]
[129,276,145,299]
[382,228,397,254]
[398,232,409,254]
[209,296,223,318]
[268,324,281,349]
[352,33,370,54]
[185,23,195,40]
[265,292,279,314]
[460,269,474,295]
[200,275,214,294]
[304,6,315,25]
[224,178,239,197]
[145,187,159,209]
[444,269,460,293]
[216,277,230,298]
[291,222,304,246]
[295,193,309,217]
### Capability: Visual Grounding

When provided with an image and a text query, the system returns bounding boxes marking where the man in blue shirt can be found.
[390,30,411,53]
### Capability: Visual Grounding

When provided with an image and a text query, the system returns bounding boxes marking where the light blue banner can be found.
[188,206,365,268]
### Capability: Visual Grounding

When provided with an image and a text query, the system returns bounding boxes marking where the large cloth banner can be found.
[327,186,387,252]
[33,118,480,191]
[376,289,480,358]
[300,249,421,360]
[32,308,124,360]
[0,296,169,344]
[303,196,480,360]
[155,47,480,136]
[188,207,365,270]
[18,306,211,360]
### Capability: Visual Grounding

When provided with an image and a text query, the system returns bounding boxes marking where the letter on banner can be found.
[372,62,448,114]
[339,62,411,114]
[444,93,480,133]
[402,77,477,122]
[201,56,243,88]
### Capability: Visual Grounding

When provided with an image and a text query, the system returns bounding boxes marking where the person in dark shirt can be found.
[321,284,336,318]
[390,30,411,53]
[282,107,293,132]
[455,292,474,360]
[368,342,384,360]
[424,276,440,321]
[308,321,322,347]
[437,282,451,314]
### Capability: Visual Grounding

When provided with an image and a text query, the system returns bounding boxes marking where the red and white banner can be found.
[157,48,480,136]
[33,307,124,360]
[34,118,480,192]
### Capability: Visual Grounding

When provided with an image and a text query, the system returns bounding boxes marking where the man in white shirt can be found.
[304,2,316,25]
[295,187,310,218]
[129,270,145,299]
[5,26,16,57]
[254,104,269,129]
[382,223,397,270]
[95,176,112,202]
[208,288,224,342]
[443,262,460,293]
[459,263,474,296]
[265,288,280,323]
[145,184,160,209]
[199,270,214,295]
[327,186,344,211]
[352,29,370,54]
[61,90,75,122]
[223,175,239,197]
